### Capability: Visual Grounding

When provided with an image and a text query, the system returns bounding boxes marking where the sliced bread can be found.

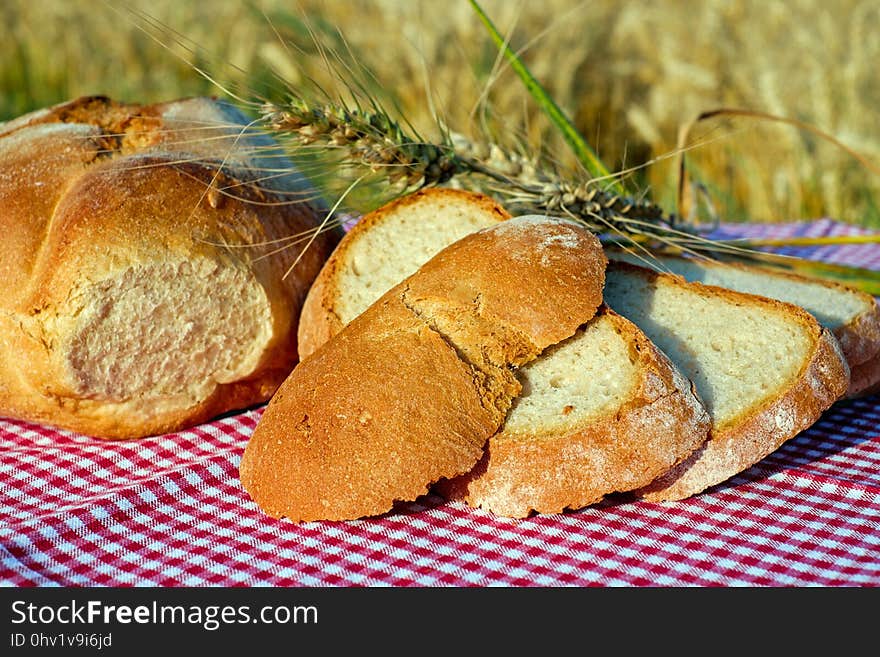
[607,250,880,397]
[296,194,711,517]
[437,307,710,517]
[297,188,510,358]
[240,217,608,522]
[603,262,851,501]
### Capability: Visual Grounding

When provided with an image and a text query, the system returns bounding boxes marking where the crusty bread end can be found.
[240,217,607,522]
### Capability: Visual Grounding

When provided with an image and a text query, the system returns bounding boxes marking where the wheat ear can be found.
[261,97,692,247]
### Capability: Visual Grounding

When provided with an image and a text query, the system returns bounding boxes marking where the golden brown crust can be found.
[437,308,712,517]
[0,359,285,440]
[240,217,607,522]
[296,187,511,358]
[240,299,506,522]
[0,96,162,145]
[402,216,606,356]
[296,267,344,361]
[0,96,339,439]
[836,300,880,368]
[637,323,849,501]
[846,352,880,398]
[0,123,102,307]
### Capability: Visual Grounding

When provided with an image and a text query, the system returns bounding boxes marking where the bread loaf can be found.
[0,96,339,439]
[603,262,851,500]
[239,216,608,522]
[607,249,880,397]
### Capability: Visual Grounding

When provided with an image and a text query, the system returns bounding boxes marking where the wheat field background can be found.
[2,0,878,226]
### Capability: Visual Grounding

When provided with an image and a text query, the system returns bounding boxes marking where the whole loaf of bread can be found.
[239,216,607,522]
[0,96,339,439]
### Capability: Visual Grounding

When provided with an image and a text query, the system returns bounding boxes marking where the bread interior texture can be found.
[56,259,271,404]
[610,250,867,329]
[502,314,638,437]
[335,197,503,324]
[603,269,812,430]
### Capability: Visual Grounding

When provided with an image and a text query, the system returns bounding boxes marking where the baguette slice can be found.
[296,194,711,517]
[298,188,511,358]
[603,262,850,501]
[608,250,880,397]
[240,217,607,522]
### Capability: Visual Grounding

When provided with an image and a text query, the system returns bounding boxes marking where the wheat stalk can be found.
[260,95,880,293]
[261,97,697,250]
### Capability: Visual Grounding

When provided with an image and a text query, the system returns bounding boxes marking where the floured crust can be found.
[438,308,712,517]
[0,96,339,439]
[297,187,511,358]
[400,215,607,354]
[240,217,607,522]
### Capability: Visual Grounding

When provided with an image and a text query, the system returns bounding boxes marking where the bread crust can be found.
[296,187,511,358]
[847,352,880,398]
[240,217,607,522]
[0,96,339,439]
[619,267,852,501]
[438,308,712,517]
[240,299,509,522]
[839,299,880,370]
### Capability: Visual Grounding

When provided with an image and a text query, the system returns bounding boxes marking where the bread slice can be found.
[607,250,880,396]
[240,217,608,522]
[603,262,851,501]
[437,307,710,517]
[297,187,510,358]
[295,194,711,517]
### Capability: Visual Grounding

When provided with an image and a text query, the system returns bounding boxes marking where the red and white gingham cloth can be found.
[2,219,879,587]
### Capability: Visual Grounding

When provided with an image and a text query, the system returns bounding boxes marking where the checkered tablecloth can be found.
[2,219,879,587]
